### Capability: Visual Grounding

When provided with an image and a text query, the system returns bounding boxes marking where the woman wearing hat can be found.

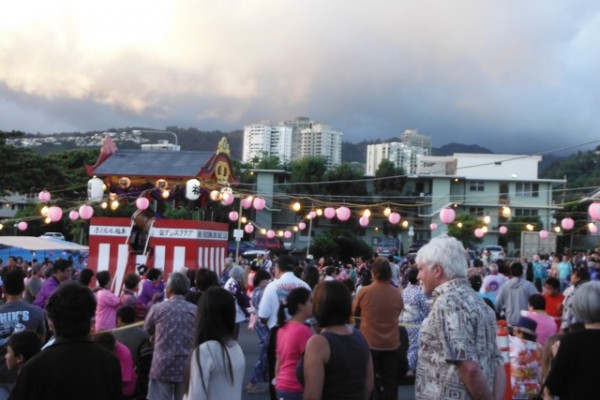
[509,316,543,399]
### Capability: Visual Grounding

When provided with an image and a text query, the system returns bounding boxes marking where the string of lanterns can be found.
[6,175,600,243]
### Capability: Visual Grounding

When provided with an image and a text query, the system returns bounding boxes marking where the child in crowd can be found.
[6,331,42,373]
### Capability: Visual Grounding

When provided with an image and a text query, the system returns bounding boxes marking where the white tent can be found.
[0,236,88,251]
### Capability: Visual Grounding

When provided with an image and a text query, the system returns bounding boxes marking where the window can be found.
[516,183,539,197]
[469,181,484,191]
[469,207,484,217]
[515,209,538,217]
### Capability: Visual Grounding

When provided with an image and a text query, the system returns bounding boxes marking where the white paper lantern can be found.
[185,179,201,200]
[87,177,105,203]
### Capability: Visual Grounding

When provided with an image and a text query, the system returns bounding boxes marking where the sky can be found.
[1,0,599,155]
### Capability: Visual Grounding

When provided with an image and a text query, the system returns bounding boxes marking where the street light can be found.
[132,129,179,147]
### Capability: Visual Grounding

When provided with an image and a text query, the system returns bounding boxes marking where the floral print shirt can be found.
[416,278,503,399]
[509,336,542,399]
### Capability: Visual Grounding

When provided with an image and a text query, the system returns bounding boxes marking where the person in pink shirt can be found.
[275,287,313,400]
[521,293,557,346]
[95,271,121,332]
[94,332,137,399]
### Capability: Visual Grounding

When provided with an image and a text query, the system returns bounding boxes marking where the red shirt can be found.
[543,293,564,330]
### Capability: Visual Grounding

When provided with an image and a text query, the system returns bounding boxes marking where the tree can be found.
[287,157,328,195]
[447,213,484,248]
[323,163,367,196]
[374,159,405,195]
[506,216,543,249]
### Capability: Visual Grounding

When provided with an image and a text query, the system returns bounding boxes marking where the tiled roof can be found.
[92,150,213,178]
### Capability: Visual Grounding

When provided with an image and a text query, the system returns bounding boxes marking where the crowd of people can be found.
[0,238,598,399]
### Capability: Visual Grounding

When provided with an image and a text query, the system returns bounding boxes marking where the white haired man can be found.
[415,235,505,400]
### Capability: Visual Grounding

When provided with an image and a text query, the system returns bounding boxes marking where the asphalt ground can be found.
[238,321,416,400]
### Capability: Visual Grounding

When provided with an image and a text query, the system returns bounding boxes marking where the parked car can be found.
[254,237,285,252]
[375,238,400,256]
[39,232,65,241]
[482,245,506,261]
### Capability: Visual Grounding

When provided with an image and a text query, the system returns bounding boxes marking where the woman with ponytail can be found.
[274,287,313,400]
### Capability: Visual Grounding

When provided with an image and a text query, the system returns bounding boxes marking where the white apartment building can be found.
[365,142,430,176]
[242,123,293,164]
[365,130,432,176]
[243,118,342,168]
[299,123,342,168]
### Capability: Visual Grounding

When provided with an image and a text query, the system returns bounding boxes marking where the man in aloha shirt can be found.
[415,235,505,400]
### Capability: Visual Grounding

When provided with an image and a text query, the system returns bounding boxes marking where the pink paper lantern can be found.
[69,210,79,221]
[589,202,600,221]
[388,212,401,224]
[244,224,254,234]
[253,197,265,210]
[309,211,316,219]
[228,211,239,221]
[266,230,275,239]
[561,217,574,231]
[430,223,438,230]
[474,228,484,238]
[440,207,456,224]
[499,226,508,235]
[298,222,306,230]
[38,190,51,203]
[241,197,253,209]
[47,206,63,222]
[221,192,234,206]
[589,223,598,234]
[136,197,150,210]
[284,230,292,239]
[359,216,369,227]
[324,207,336,219]
[336,206,351,222]
[539,230,549,239]
[17,221,28,231]
[78,204,94,220]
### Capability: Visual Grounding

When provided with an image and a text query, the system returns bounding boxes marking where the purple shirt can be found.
[138,279,165,307]
[144,295,196,382]
[33,277,60,309]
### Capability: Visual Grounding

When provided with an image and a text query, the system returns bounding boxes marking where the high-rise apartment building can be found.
[243,117,342,167]
[365,129,431,176]
[242,123,293,164]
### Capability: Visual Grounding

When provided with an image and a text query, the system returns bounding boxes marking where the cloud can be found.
[0,0,599,154]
